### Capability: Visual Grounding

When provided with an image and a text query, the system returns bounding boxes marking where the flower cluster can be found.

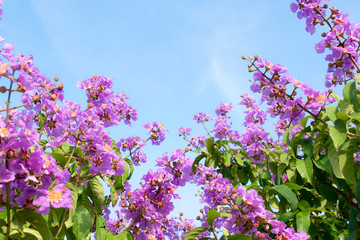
[110,149,193,239]
[213,103,241,141]
[291,0,360,87]
[246,55,334,131]
[238,94,275,163]
[0,23,144,217]
[195,166,310,239]
[143,121,168,146]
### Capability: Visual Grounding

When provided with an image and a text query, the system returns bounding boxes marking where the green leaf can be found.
[339,140,356,184]
[316,183,338,202]
[328,143,344,179]
[96,216,107,240]
[14,209,53,240]
[123,158,134,180]
[11,227,43,240]
[72,206,92,240]
[65,182,78,228]
[296,158,313,183]
[227,234,252,240]
[296,211,310,233]
[192,154,206,173]
[327,106,338,122]
[114,230,134,240]
[283,128,292,147]
[328,119,347,149]
[355,74,360,84]
[48,207,65,227]
[39,113,46,129]
[272,185,298,210]
[183,227,209,240]
[337,112,350,121]
[223,151,232,167]
[350,113,360,120]
[11,210,24,233]
[343,81,360,111]
[87,177,104,214]
[338,99,353,113]
[301,138,313,157]
[206,210,221,227]
[205,138,215,155]
[51,153,68,168]
[39,140,48,150]
[330,92,342,101]
[278,212,296,223]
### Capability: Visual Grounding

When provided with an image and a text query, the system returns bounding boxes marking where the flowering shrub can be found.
[1,0,360,240]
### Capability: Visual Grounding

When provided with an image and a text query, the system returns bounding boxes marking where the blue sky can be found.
[2,0,360,223]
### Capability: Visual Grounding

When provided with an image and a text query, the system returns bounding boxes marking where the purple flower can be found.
[143,121,168,146]
[33,184,73,214]
[193,112,212,124]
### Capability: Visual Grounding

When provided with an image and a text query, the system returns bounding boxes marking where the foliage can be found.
[0,0,360,240]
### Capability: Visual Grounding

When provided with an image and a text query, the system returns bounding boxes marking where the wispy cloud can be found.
[210,57,242,104]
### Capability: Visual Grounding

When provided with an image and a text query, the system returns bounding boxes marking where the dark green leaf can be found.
[272,185,298,210]
[278,212,295,223]
[48,207,65,227]
[14,209,53,240]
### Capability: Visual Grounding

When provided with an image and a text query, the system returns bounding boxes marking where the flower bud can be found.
[0,86,7,93]
[58,83,64,89]
[50,93,58,101]
[54,76,59,82]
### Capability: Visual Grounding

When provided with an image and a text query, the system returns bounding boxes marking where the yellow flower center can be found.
[0,128,9,137]
[315,93,326,103]
[48,188,63,203]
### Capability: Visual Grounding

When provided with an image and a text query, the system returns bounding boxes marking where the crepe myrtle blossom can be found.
[246,56,334,128]
[291,0,360,87]
[78,75,138,127]
[194,165,309,239]
[178,127,191,136]
[33,184,72,215]
[117,135,146,152]
[143,121,168,146]
[215,103,233,116]
[193,112,212,124]
[189,134,206,149]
